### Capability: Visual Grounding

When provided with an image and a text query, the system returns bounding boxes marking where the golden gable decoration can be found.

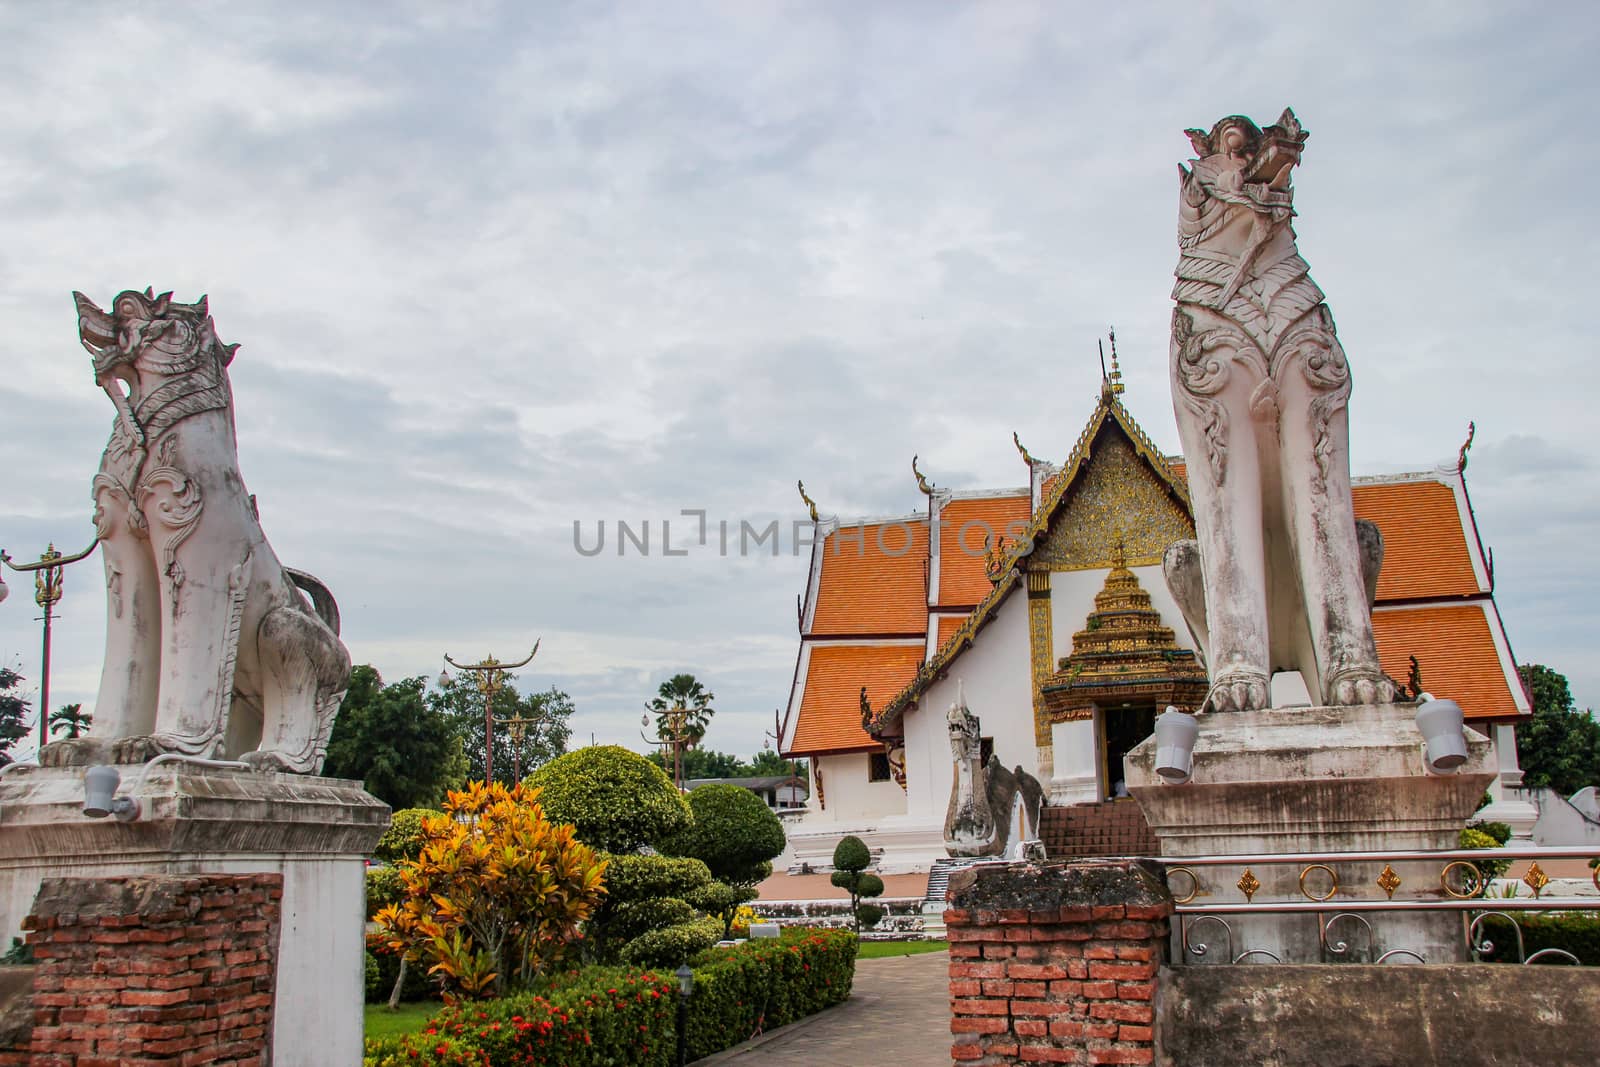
[1040,546,1209,723]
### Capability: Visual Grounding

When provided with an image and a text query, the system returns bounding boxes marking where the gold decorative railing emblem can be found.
[1376,864,1402,900]
[1236,869,1261,902]
[1522,862,1550,899]
[1298,864,1338,902]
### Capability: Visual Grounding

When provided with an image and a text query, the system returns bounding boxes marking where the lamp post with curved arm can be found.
[442,642,539,785]
[1,538,99,752]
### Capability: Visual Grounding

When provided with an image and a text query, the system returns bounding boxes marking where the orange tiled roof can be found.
[1373,604,1521,719]
[937,495,1031,607]
[935,613,968,652]
[1354,480,1482,601]
[789,643,925,754]
[810,519,929,636]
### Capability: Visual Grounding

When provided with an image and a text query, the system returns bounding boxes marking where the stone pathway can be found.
[696,950,950,1065]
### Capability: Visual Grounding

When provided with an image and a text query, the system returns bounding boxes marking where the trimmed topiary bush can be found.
[831,835,884,934]
[587,852,715,963]
[526,746,690,853]
[664,784,786,936]
[620,916,724,968]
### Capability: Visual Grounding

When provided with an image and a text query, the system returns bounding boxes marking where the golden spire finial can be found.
[1111,536,1128,572]
[1012,431,1036,466]
[797,479,819,523]
[1108,327,1124,396]
[912,454,935,496]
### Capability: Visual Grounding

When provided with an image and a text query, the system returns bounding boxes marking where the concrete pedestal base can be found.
[1125,703,1495,964]
[0,764,388,1066]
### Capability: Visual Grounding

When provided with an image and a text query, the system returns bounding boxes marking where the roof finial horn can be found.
[912,454,935,496]
[1108,327,1124,397]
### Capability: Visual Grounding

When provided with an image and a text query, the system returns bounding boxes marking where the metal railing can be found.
[1165,845,1599,966]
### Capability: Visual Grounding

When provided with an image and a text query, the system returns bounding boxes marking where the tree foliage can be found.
[429,674,573,786]
[527,745,690,853]
[373,781,607,999]
[1515,664,1600,797]
[645,745,808,784]
[830,835,884,934]
[324,666,466,809]
[48,703,91,740]
[0,669,30,767]
[647,673,716,747]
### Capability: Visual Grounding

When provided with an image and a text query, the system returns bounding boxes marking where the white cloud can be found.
[3,1,1597,766]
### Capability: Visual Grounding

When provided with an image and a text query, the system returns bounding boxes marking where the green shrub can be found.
[1468,820,1513,846]
[366,933,435,1004]
[364,1033,488,1066]
[526,746,690,853]
[1472,910,1600,965]
[586,852,715,963]
[680,928,858,1060]
[620,916,723,969]
[366,864,405,919]
[1458,827,1511,889]
[364,951,383,1001]
[833,835,870,872]
[665,784,786,884]
[361,929,858,1067]
[831,836,884,933]
[856,903,885,929]
[375,808,436,864]
[370,966,677,1067]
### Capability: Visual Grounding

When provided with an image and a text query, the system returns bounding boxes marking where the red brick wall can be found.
[1,873,283,1066]
[945,860,1171,1065]
[1040,801,1159,860]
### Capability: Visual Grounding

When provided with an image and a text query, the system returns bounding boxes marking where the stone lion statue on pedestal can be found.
[43,289,349,773]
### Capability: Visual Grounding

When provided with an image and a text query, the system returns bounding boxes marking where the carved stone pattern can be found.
[1028,433,1196,572]
[1027,583,1055,746]
[135,437,204,614]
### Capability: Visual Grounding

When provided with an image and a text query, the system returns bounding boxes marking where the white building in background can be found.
[779,381,1533,874]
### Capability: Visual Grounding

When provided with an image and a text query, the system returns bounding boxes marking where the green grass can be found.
[364,1001,439,1040]
[856,939,948,959]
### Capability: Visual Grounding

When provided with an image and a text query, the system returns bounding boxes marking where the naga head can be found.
[1182,108,1308,209]
[946,681,981,753]
[73,288,237,385]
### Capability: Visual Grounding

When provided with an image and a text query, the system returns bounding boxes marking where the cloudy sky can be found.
[2,1,1595,764]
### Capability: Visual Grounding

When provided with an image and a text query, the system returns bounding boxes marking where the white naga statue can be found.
[1163,110,1392,713]
[944,687,1044,859]
[42,289,350,773]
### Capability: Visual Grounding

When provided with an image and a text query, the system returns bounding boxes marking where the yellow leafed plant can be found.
[374,780,607,999]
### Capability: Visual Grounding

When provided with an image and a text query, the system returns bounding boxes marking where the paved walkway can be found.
[696,950,950,1065]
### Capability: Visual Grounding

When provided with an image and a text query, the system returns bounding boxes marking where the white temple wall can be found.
[902,593,1034,824]
[810,751,906,823]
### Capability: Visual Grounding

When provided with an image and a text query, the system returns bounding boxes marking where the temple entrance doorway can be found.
[1100,706,1156,799]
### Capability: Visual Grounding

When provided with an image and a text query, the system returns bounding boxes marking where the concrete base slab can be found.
[0,763,387,1067]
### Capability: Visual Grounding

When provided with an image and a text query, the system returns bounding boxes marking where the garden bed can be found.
[364,927,856,1065]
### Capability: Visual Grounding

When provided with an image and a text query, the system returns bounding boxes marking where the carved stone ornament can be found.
[42,289,351,774]
[943,684,1044,858]
[1166,111,1395,711]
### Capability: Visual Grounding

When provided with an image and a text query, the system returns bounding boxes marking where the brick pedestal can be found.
[2,873,282,1066]
[945,860,1171,1066]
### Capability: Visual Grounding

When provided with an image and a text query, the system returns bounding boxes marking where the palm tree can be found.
[647,674,716,748]
[49,703,92,740]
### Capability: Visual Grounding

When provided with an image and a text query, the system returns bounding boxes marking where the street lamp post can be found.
[643,702,694,791]
[442,642,539,785]
[1,538,99,751]
[495,709,548,784]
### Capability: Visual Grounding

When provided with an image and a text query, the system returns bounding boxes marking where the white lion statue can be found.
[41,289,350,773]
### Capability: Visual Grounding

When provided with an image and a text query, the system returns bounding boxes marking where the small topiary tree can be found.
[664,783,787,936]
[526,745,690,852]
[831,835,885,934]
